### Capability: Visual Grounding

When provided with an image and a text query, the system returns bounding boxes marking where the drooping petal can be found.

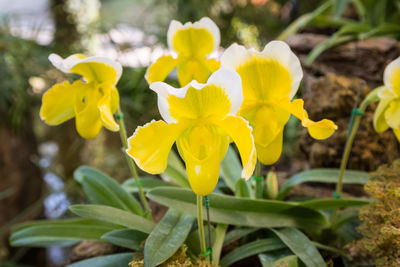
[256,130,284,165]
[218,115,256,179]
[167,17,220,57]
[74,87,103,139]
[177,125,230,196]
[374,87,396,132]
[97,89,119,132]
[384,98,400,129]
[278,99,337,140]
[150,68,242,123]
[126,120,185,174]
[383,56,400,95]
[177,59,210,86]
[70,56,122,85]
[221,41,302,101]
[48,53,86,73]
[145,55,179,84]
[40,80,85,125]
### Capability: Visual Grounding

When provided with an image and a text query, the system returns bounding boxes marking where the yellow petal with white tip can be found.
[145,55,179,84]
[40,80,85,125]
[127,120,185,174]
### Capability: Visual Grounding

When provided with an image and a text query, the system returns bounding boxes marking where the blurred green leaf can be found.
[235,178,251,198]
[10,219,114,247]
[220,146,242,192]
[144,209,194,267]
[186,225,215,256]
[66,253,133,267]
[334,0,350,18]
[212,224,228,266]
[220,238,286,267]
[161,150,190,188]
[271,228,326,267]
[258,249,295,267]
[278,169,370,200]
[359,23,400,39]
[122,177,174,193]
[102,229,147,250]
[300,198,371,210]
[70,204,155,233]
[147,187,329,230]
[74,166,143,215]
[223,227,259,246]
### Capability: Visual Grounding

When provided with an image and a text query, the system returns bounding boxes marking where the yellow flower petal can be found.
[393,127,400,142]
[171,27,215,58]
[177,125,230,196]
[40,80,85,125]
[384,98,400,129]
[218,115,256,179]
[384,56,400,95]
[98,88,119,132]
[168,84,231,122]
[48,53,86,73]
[127,120,185,174]
[177,59,210,86]
[256,130,284,165]
[70,61,118,85]
[74,87,102,139]
[278,99,337,140]
[145,55,179,84]
[374,88,396,132]
[204,58,220,73]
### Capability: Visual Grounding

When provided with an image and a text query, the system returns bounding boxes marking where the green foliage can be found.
[66,253,133,267]
[102,229,147,250]
[347,160,400,267]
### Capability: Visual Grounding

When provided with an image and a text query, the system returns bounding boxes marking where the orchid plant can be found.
[10,16,391,267]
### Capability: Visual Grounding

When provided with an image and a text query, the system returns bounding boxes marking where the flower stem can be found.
[255,160,263,199]
[333,86,380,222]
[116,106,152,220]
[197,195,206,255]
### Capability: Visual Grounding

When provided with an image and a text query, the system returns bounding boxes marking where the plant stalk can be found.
[116,106,152,220]
[197,195,206,255]
[255,160,263,199]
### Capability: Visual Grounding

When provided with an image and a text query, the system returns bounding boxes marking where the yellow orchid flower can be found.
[40,53,122,139]
[221,41,337,165]
[127,68,257,196]
[145,17,221,86]
[374,56,400,141]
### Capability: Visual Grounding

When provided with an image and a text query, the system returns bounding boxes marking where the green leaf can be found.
[277,1,333,40]
[220,238,286,267]
[186,225,215,256]
[147,187,329,230]
[278,169,370,200]
[271,228,326,267]
[271,255,300,267]
[10,219,114,247]
[334,0,350,18]
[258,249,294,267]
[74,166,143,215]
[300,198,371,210]
[70,205,155,233]
[102,229,147,250]
[312,241,346,257]
[212,224,228,266]
[235,178,251,198]
[66,253,133,267]
[144,209,194,267]
[122,177,174,193]
[224,227,259,246]
[161,150,190,188]
[220,146,242,192]
[359,23,400,39]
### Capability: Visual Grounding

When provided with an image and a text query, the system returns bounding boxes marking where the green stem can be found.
[116,106,152,220]
[333,87,380,222]
[197,195,206,255]
[255,161,263,199]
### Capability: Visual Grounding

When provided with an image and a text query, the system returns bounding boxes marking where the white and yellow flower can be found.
[40,53,122,139]
[221,41,337,165]
[145,17,221,86]
[127,68,256,196]
[374,56,400,141]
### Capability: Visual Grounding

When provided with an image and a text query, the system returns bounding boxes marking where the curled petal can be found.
[40,80,85,125]
[98,88,119,132]
[384,98,400,129]
[218,115,256,179]
[127,120,185,174]
[48,53,86,73]
[374,87,396,132]
[278,99,337,140]
[384,56,400,95]
[145,55,179,84]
